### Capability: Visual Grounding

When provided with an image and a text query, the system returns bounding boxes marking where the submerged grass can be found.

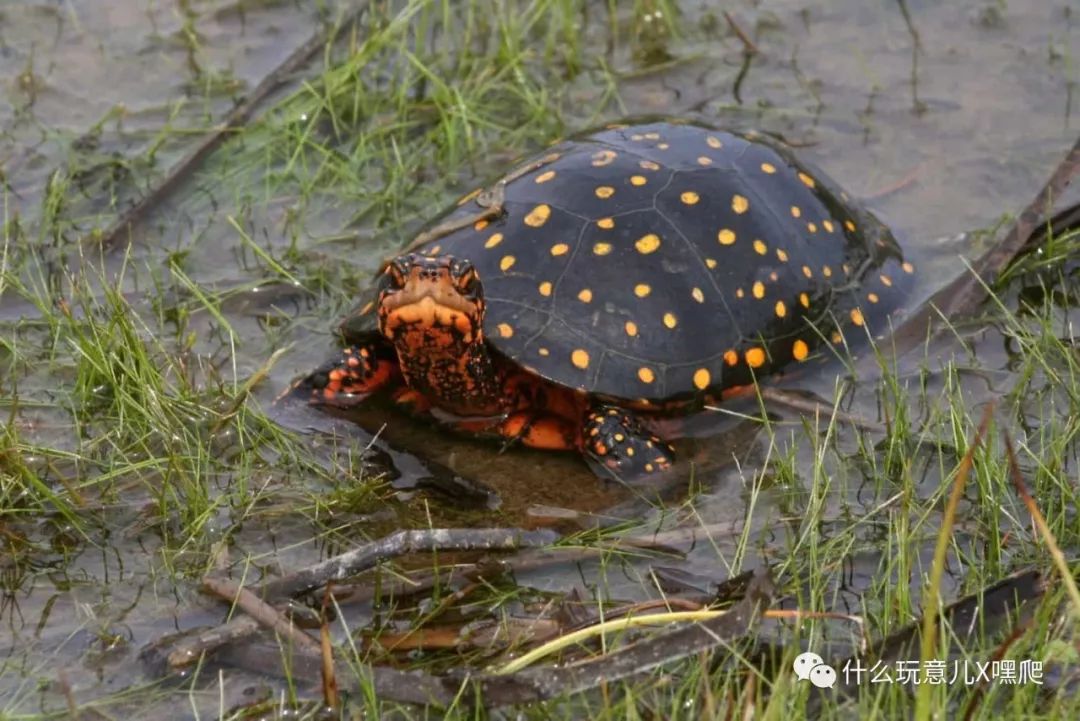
[1,0,1079,719]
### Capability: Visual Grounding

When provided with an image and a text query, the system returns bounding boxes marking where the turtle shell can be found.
[346,120,913,405]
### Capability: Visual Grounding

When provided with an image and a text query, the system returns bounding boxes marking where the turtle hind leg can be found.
[297,344,399,407]
[581,405,676,482]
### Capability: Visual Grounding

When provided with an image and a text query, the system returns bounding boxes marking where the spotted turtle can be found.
[297,120,914,480]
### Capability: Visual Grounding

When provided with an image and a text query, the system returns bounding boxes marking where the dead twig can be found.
[201,576,321,654]
[723,11,759,55]
[262,527,558,600]
[864,163,921,201]
[143,528,557,673]
[320,583,339,712]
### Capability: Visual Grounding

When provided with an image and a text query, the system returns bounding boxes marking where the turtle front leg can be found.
[581,406,676,481]
[299,344,399,407]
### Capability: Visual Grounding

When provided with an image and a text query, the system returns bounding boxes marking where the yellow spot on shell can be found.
[474,219,489,231]
[850,308,865,326]
[638,367,655,383]
[645,132,660,140]
[769,271,779,282]
[593,242,613,256]
[625,321,638,337]
[776,249,789,262]
[823,265,833,277]
[706,135,723,149]
[639,160,660,170]
[595,186,615,199]
[500,255,516,271]
[578,289,593,303]
[745,347,766,368]
[868,292,880,303]
[538,281,552,296]
[793,339,809,361]
[718,229,736,245]
[597,217,615,229]
[880,274,894,287]
[807,222,818,233]
[697,156,713,166]
[732,195,749,214]
[823,220,835,233]
[705,258,717,268]
[591,150,617,167]
[635,283,652,298]
[538,347,550,356]
[844,220,856,232]
[693,368,711,390]
[799,292,810,308]
[760,162,777,174]
[735,288,745,299]
[571,349,590,369]
[524,204,551,227]
[802,265,813,279]
[798,172,816,188]
[791,206,802,218]
[663,312,677,328]
[753,239,767,255]
[630,175,647,186]
[691,287,704,303]
[902,261,915,274]
[752,281,765,299]
[831,330,844,344]
[485,233,503,249]
[775,300,787,318]
[657,143,670,149]
[535,170,556,184]
[497,323,514,338]
[635,233,661,254]
[550,242,569,256]
[681,191,700,205]
[724,350,739,366]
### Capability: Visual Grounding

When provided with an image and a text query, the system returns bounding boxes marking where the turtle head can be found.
[377,253,486,350]
[377,253,501,410]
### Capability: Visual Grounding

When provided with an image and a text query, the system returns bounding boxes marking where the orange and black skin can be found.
[303,254,674,480]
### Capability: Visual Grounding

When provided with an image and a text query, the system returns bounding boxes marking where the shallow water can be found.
[1,0,1078,716]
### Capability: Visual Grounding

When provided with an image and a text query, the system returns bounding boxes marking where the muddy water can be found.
[1,0,1078,716]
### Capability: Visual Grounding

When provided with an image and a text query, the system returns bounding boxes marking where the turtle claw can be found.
[299,345,397,408]
[582,406,675,482]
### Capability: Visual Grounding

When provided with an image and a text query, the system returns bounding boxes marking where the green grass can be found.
[1,0,1079,718]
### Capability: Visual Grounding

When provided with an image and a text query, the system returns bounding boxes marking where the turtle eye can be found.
[456,268,481,298]
[384,259,408,289]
